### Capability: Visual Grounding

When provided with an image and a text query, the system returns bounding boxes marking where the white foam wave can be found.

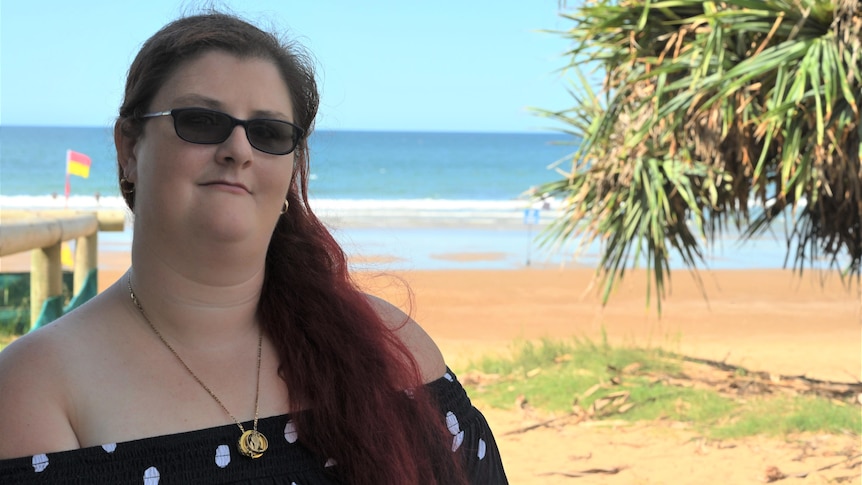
[0,195,553,212]
[310,198,538,211]
[309,198,559,226]
[0,195,128,210]
[0,195,559,227]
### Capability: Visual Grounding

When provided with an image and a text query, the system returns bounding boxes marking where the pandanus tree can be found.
[536,0,861,311]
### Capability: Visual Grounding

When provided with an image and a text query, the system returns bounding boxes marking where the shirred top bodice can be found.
[0,368,508,484]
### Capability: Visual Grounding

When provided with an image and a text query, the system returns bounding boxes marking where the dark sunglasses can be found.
[140,107,304,155]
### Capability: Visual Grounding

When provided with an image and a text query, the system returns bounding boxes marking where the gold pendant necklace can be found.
[127,274,268,459]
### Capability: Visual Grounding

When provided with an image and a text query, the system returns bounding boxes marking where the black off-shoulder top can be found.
[0,368,507,484]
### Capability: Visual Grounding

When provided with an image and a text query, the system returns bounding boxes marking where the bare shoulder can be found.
[365,294,446,383]
[0,319,81,458]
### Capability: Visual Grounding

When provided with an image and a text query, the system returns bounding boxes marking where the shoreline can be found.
[1,204,827,273]
[1,248,858,384]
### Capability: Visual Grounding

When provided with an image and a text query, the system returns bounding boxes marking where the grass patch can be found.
[710,395,862,439]
[459,336,861,440]
[469,335,680,413]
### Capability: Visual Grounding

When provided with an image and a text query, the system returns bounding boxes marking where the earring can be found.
[280,199,289,214]
[120,177,135,194]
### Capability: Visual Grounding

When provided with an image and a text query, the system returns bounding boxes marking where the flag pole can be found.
[64,174,71,207]
[65,149,92,207]
[65,149,71,207]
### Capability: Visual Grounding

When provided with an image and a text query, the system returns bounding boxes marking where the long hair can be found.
[116,13,465,484]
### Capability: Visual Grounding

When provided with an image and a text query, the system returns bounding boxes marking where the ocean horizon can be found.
[0,126,832,271]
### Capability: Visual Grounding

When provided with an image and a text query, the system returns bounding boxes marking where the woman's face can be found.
[119,50,296,250]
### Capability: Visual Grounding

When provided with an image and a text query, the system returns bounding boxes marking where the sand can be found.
[2,248,860,483]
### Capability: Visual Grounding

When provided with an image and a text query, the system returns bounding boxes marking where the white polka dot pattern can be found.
[284,419,298,443]
[31,454,48,473]
[451,430,464,452]
[477,438,486,460]
[102,443,117,453]
[324,458,337,468]
[445,411,460,435]
[215,444,231,468]
[446,411,465,451]
[143,466,160,484]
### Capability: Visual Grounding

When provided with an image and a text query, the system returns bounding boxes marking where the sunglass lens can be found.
[247,120,296,155]
[175,109,232,143]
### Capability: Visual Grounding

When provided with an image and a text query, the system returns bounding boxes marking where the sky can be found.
[1,1,582,133]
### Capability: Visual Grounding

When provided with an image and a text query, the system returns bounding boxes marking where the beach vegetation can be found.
[0,274,33,336]
[460,338,862,439]
[0,272,75,337]
[534,0,861,312]
[709,394,862,439]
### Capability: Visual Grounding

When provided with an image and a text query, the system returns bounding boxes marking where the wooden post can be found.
[74,232,97,295]
[0,211,125,332]
[31,243,62,330]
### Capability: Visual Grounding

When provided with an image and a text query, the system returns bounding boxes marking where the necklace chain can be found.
[126,273,267,458]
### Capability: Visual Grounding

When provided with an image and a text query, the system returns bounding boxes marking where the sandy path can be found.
[483,407,860,484]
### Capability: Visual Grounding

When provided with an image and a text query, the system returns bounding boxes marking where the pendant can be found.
[238,429,269,459]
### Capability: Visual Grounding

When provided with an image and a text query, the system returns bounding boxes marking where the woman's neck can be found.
[126,244,266,351]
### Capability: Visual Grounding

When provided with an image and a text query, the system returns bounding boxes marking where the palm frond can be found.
[536,0,861,311]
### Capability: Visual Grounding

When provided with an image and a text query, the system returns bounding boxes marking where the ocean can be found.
[0,127,573,201]
[0,126,815,271]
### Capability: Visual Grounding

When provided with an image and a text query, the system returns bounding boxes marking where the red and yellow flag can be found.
[66,150,91,178]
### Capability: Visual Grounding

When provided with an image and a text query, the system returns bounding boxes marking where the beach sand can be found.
[1,248,859,483]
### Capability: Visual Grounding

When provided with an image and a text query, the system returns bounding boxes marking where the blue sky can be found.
[1,1,580,133]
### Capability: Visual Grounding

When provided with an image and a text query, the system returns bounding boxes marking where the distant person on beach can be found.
[527,185,554,210]
[0,12,507,484]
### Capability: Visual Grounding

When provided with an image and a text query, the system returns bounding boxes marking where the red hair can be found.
[262,191,465,483]
[117,12,466,484]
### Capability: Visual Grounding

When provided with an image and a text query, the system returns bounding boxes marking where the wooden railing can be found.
[0,210,126,329]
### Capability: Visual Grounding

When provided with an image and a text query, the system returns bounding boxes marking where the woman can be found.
[0,13,507,484]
